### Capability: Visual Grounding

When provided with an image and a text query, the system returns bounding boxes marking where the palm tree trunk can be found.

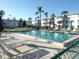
[59,23,61,30]
[39,12,41,29]
[46,16,48,29]
[53,18,55,29]
[51,18,55,29]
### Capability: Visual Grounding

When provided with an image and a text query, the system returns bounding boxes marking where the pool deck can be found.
[3,33,65,59]
[11,33,79,46]
[1,32,79,59]
[7,33,66,48]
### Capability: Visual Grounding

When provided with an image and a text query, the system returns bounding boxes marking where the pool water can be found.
[20,31,74,42]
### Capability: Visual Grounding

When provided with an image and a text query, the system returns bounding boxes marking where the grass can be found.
[3,27,76,32]
[3,27,34,32]
[15,27,33,30]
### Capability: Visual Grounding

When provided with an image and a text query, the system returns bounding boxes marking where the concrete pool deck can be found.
[3,32,79,59]
[6,33,65,48]
[3,33,64,59]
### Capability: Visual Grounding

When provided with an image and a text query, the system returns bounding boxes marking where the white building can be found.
[3,18,19,28]
[3,13,79,29]
[32,20,38,26]
[68,13,79,29]
[32,13,79,30]
[26,21,33,26]
[55,13,79,29]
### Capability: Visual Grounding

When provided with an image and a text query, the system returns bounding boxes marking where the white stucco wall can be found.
[68,14,79,29]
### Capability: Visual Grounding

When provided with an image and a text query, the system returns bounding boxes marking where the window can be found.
[78,25,79,29]
[66,21,68,23]
[78,20,79,24]
[64,21,68,23]
[71,20,74,23]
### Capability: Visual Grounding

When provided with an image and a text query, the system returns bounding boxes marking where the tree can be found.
[57,21,62,30]
[34,16,40,29]
[44,12,48,21]
[35,6,44,29]
[0,10,5,36]
[44,12,48,29]
[36,16,40,27]
[9,15,12,20]
[22,20,26,27]
[61,11,69,29]
[0,10,5,17]
[36,16,40,20]
[27,17,32,27]
[13,17,16,28]
[0,16,4,36]
[61,11,68,16]
[50,13,56,29]
[28,17,32,21]
[19,18,23,27]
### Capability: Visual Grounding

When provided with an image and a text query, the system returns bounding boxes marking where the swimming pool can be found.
[20,31,75,42]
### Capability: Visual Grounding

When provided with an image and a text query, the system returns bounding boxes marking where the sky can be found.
[0,0,79,20]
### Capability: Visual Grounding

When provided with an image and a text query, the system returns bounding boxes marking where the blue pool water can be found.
[20,31,75,42]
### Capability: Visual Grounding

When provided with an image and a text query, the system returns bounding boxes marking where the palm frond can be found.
[61,11,68,15]
[35,11,38,15]
[50,14,55,18]
[41,10,44,12]
[0,10,5,17]
[44,12,48,17]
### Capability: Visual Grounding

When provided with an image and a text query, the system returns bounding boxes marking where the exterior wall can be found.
[32,20,38,27]
[68,14,79,29]
[41,20,47,27]
[40,13,79,29]
[3,19,19,28]
[2,13,79,29]
[55,17,62,26]
[26,21,33,26]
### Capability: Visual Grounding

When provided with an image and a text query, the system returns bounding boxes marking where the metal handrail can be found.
[51,40,79,59]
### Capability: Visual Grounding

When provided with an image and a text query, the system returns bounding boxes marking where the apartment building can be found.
[3,18,19,28]
[33,13,79,30]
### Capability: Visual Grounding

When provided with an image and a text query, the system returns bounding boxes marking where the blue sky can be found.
[0,0,79,20]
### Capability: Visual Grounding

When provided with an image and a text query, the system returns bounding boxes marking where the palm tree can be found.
[61,11,68,16]
[36,16,40,27]
[0,10,5,17]
[34,17,38,28]
[9,15,12,20]
[35,6,44,29]
[61,11,68,29]
[13,17,16,28]
[28,17,32,27]
[28,17,32,20]
[57,21,62,30]
[36,16,40,20]
[28,17,32,23]
[44,12,48,20]
[22,20,26,27]
[44,12,48,29]
[19,18,23,27]
[50,13,56,29]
